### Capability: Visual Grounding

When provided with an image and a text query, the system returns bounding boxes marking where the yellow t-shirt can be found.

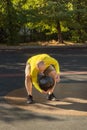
[27,54,60,93]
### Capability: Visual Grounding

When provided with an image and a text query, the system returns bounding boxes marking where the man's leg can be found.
[47,71,57,100]
[25,76,32,96]
[25,63,33,104]
[47,86,56,101]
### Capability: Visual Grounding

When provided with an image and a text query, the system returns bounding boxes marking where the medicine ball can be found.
[38,75,55,91]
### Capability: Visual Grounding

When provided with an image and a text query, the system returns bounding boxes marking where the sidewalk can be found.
[0,44,87,50]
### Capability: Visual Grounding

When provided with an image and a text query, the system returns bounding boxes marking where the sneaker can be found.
[47,93,56,101]
[27,95,33,104]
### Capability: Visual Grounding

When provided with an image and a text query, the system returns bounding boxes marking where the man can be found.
[25,53,60,104]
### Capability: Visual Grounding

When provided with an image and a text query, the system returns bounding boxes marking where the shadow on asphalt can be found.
[0,49,87,96]
[0,48,87,118]
[41,101,87,112]
[0,103,64,123]
[1,83,87,114]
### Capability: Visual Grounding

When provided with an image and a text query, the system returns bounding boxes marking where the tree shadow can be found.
[0,101,64,123]
[56,101,87,112]
[41,100,87,112]
[34,83,87,113]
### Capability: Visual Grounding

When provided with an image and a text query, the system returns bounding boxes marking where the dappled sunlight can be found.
[0,102,59,123]
[61,74,87,82]
[0,63,25,73]
[0,47,87,118]
[3,86,87,116]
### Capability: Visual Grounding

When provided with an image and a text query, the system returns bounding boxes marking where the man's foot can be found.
[27,95,33,104]
[47,93,56,101]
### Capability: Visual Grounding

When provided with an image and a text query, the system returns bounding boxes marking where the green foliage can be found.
[0,0,87,44]
[67,0,87,42]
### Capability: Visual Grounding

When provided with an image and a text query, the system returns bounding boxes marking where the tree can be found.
[0,0,28,43]
[25,0,71,43]
[67,0,87,42]
[0,0,87,44]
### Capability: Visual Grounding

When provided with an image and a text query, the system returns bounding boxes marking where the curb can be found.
[0,45,87,50]
[0,45,87,55]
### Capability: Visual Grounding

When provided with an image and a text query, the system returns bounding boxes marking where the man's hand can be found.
[41,88,54,94]
[41,90,48,94]
[56,74,60,82]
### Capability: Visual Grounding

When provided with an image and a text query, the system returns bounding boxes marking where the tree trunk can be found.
[6,0,13,43]
[76,0,81,42]
[6,0,17,44]
[57,21,63,43]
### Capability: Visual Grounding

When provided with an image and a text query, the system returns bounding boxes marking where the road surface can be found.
[0,46,87,130]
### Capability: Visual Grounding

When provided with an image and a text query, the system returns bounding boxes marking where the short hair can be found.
[37,61,45,68]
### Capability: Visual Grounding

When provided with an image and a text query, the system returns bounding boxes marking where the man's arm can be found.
[50,57,60,74]
[32,76,43,93]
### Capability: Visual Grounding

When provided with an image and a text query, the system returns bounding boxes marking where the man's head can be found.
[37,62,60,83]
[37,61,46,72]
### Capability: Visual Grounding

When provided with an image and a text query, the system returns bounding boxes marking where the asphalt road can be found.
[0,46,87,95]
[0,46,87,130]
